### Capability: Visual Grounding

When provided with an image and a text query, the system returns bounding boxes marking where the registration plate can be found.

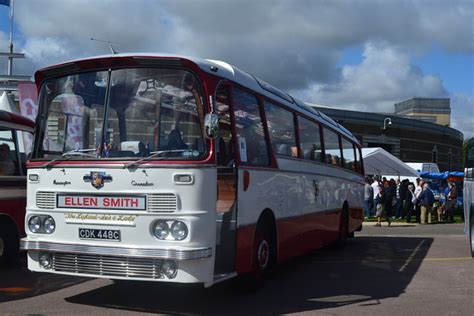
[79,228,121,241]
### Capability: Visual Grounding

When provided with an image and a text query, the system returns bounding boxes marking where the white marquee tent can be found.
[361,147,419,177]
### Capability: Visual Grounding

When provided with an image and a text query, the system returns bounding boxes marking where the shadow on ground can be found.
[0,253,89,303]
[66,236,432,315]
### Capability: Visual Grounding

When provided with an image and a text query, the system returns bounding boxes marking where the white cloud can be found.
[300,41,448,112]
[1,0,472,136]
[451,94,474,139]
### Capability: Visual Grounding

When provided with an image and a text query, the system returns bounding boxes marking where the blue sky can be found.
[0,1,473,137]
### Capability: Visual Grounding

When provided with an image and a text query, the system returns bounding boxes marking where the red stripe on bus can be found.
[235,207,363,275]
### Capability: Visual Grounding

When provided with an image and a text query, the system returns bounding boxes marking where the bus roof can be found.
[35,53,359,144]
[0,109,35,132]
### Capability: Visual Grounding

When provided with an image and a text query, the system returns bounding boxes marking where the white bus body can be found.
[21,54,364,287]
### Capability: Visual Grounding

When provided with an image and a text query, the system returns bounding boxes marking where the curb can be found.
[363,221,418,227]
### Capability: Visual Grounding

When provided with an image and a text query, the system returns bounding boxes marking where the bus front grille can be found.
[36,191,56,209]
[50,252,165,279]
[147,193,177,212]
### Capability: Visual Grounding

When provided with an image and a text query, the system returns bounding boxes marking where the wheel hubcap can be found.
[257,240,269,269]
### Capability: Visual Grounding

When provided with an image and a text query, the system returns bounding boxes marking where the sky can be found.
[0,0,473,137]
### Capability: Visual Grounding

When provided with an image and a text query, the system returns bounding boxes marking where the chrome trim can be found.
[21,239,212,260]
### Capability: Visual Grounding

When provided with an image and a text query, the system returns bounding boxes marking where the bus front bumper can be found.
[21,239,215,285]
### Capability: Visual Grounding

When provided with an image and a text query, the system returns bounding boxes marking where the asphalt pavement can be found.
[0,223,473,315]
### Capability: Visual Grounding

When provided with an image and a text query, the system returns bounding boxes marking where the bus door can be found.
[214,84,238,276]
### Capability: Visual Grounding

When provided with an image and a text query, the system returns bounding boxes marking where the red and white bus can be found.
[21,54,364,287]
[0,109,34,266]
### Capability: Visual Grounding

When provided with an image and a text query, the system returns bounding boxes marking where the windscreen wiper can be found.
[41,149,97,169]
[124,149,192,169]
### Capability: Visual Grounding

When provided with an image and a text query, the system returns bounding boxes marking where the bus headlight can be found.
[170,221,188,241]
[39,252,52,269]
[43,216,56,234]
[162,260,177,279]
[28,216,41,233]
[153,220,169,240]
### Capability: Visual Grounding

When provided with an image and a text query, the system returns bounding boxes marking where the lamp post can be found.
[382,117,392,130]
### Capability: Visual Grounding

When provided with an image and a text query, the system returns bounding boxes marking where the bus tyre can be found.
[0,223,19,267]
[336,206,349,248]
[254,228,271,280]
[239,222,275,290]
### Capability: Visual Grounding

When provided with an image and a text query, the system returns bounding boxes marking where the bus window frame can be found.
[32,66,211,162]
[263,99,299,159]
[296,114,324,163]
[230,84,273,168]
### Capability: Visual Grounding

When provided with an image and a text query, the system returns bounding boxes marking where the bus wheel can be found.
[248,221,276,287]
[336,205,349,248]
[0,223,19,267]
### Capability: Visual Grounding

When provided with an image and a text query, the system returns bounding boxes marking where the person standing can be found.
[371,178,380,217]
[414,178,423,223]
[385,179,396,220]
[405,183,416,223]
[445,182,458,223]
[364,177,374,219]
[418,182,435,225]
[375,187,390,226]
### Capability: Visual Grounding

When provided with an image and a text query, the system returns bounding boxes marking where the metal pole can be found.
[7,0,14,75]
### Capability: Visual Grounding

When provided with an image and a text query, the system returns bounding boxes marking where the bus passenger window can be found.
[341,137,356,171]
[323,128,341,167]
[298,116,322,162]
[264,102,297,158]
[232,89,268,165]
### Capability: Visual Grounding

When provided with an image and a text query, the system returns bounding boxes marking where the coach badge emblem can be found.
[83,172,113,189]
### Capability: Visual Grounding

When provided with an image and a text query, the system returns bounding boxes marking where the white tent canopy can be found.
[361,147,419,177]
[0,91,19,114]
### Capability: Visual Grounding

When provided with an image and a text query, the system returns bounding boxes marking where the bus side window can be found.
[341,137,356,171]
[264,101,297,158]
[0,130,20,176]
[298,116,322,162]
[215,85,234,167]
[232,88,268,165]
[322,127,342,167]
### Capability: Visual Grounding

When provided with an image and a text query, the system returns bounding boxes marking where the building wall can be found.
[314,107,463,172]
[404,112,451,126]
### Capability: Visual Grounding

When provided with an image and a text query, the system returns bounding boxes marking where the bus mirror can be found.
[204,113,218,139]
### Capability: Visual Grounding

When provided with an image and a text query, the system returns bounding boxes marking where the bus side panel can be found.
[276,210,340,261]
[235,160,364,274]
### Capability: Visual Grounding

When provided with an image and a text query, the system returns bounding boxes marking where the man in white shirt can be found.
[371,178,381,217]
[413,178,423,223]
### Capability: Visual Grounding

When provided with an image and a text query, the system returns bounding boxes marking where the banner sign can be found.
[18,82,38,155]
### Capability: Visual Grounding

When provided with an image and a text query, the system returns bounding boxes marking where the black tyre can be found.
[0,223,19,267]
[252,225,273,282]
[336,205,349,248]
[237,220,276,291]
